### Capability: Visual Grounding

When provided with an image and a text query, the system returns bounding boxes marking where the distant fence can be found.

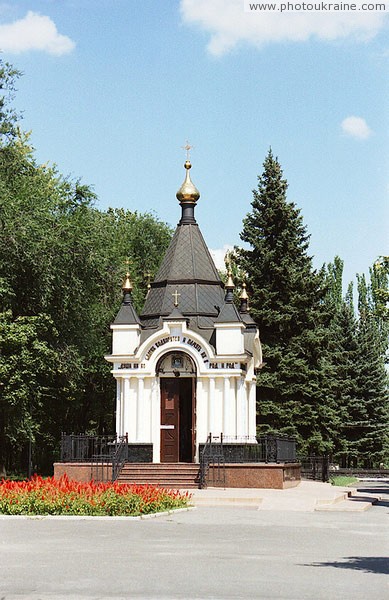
[298,456,389,482]
[331,468,389,479]
[298,456,330,482]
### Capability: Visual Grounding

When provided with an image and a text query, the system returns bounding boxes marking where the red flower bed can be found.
[0,474,191,516]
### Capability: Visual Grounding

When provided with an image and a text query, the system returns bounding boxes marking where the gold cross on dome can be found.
[181,141,193,161]
[172,289,181,307]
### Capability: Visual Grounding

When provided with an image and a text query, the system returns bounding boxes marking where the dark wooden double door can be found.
[160,378,195,463]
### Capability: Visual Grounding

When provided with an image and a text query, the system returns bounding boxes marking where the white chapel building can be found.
[105,160,262,464]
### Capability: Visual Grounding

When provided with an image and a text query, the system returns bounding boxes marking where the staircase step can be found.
[116,462,200,489]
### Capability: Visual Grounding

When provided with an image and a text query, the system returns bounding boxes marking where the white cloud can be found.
[341,116,372,140]
[180,0,386,56]
[210,244,234,271]
[0,11,75,55]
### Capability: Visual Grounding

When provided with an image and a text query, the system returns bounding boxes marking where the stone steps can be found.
[315,490,380,511]
[116,462,201,488]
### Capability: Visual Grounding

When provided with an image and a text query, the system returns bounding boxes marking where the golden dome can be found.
[239,282,248,300]
[122,272,133,292]
[226,270,235,289]
[176,161,200,204]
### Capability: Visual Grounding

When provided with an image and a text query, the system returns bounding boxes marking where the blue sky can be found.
[1,0,388,287]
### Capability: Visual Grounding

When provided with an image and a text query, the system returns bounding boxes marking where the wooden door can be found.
[160,379,179,462]
[178,378,194,463]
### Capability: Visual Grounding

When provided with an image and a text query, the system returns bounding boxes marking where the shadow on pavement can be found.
[306,556,389,575]
[356,484,389,507]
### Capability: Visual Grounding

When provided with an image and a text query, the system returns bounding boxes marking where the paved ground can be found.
[0,480,388,600]
[185,479,383,511]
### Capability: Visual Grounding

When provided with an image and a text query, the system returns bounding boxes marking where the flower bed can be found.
[0,474,192,516]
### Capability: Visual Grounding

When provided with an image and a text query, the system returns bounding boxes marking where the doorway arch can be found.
[157,352,196,463]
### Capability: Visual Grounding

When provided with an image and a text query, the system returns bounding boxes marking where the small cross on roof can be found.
[172,289,181,307]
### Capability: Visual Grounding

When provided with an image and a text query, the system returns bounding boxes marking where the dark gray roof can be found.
[215,301,243,324]
[163,306,187,321]
[113,302,141,325]
[112,172,259,355]
[141,222,225,322]
[240,311,257,328]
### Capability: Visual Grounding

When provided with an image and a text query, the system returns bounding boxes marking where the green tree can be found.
[0,60,173,474]
[237,150,331,453]
[0,311,59,476]
[322,260,359,462]
[321,258,388,467]
[350,272,389,466]
[0,60,21,141]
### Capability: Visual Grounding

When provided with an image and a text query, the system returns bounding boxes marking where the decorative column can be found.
[248,380,257,441]
[115,378,122,436]
[126,377,136,442]
[223,377,229,435]
[235,377,244,439]
[136,377,144,442]
[208,377,215,436]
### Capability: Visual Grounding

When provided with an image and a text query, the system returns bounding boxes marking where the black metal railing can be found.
[201,435,296,464]
[60,433,128,482]
[199,433,225,489]
[112,435,129,481]
[298,455,329,482]
[60,433,117,462]
[198,434,297,488]
[257,435,296,463]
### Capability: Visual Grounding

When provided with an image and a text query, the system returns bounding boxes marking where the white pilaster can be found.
[248,380,257,440]
[208,377,215,437]
[223,377,233,436]
[115,378,122,436]
[136,378,144,442]
[126,377,136,442]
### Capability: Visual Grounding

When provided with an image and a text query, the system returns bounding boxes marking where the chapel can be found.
[105,159,262,464]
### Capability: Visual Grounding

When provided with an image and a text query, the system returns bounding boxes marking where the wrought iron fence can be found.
[60,434,116,462]
[199,433,225,489]
[112,436,129,481]
[298,455,329,482]
[60,433,128,482]
[199,433,297,488]
[258,435,296,463]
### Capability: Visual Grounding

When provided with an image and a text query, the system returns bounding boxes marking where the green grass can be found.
[330,475,358,487]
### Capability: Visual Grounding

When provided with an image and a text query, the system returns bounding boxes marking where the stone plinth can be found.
[208,463,301,489]
[54,462,112,482]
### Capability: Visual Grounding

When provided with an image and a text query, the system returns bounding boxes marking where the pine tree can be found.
[237,150,331,453]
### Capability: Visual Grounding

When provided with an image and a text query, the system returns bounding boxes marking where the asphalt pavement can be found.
[0,480,388,600]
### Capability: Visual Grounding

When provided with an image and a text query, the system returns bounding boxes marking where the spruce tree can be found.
[237,150,330,453]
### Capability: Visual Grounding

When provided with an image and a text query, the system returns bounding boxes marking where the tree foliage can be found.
[237,151,388,464]
[237,150,332,453]
[0,61,172,475]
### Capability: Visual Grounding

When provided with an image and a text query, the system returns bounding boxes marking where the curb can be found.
[0,506,195,521]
